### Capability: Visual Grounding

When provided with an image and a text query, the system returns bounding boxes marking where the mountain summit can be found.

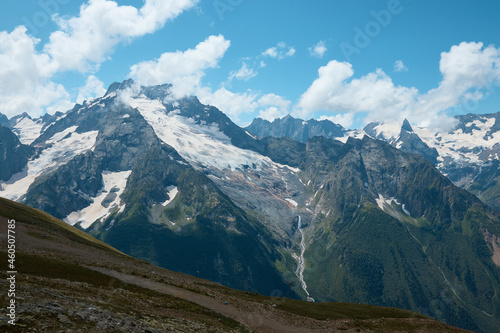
[401,118,413,132]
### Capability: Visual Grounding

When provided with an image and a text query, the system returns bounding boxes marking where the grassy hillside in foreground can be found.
[0,197,471,332]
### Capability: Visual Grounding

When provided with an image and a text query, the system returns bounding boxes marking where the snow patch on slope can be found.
[376,194,411,216]
[0,128,99,201]
[65,170,132,229]
[272,162,300,173]
[162,186,178,207]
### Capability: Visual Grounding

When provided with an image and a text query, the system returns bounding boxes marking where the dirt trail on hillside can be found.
[90,266,331,333]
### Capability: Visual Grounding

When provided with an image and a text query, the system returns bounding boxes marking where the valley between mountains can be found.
[1,80,500,332]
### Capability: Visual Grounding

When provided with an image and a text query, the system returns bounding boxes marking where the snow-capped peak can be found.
[129,96,281,172]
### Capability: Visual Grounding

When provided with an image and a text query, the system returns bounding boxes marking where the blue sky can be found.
[1,0,499,129]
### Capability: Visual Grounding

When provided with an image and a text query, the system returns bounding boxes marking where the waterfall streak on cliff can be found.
[292,216,312,299]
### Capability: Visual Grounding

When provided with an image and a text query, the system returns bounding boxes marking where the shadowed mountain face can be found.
[0,126,33,181]
[1,81,500,332]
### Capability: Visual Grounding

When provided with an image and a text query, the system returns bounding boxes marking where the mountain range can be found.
[1,80,500,332]
[247,113,500,211]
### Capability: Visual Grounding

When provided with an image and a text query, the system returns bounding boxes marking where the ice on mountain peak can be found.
[12,117,45,145]
[130,96,284,172]
[372,122,401,141]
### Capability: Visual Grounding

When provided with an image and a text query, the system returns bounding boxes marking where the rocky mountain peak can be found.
[104,79,174,102]
[104,79,135,96]
[401,118,413,132]
[139,83,173,101]
[246,114,346,143]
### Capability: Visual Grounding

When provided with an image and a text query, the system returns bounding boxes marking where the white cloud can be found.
[394,60,407,72]
[46,0,199,72]
[228,62,258,82]
[46,98,76,115]
[128,34,296,124]
[257,94,292,121]
[297,60,419,125]
[309,41,327,58]
[257,107,282,122]
[0,0,198,118]
[129,35,230,99]
[197,87,259,122]
[263,47,278,58]
[262,42,296,60]
[319,114,355,129]
[298,42,500,129]
[196,88,292,124]
[417,42,500,124]
[0,27,68,117]
[77,75,107,104]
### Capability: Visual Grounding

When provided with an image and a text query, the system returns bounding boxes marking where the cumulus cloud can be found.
[417,42,500,125]
[309,41,327,58]
[0,27,67,117]
[46,0,199,72]
[130,35,230,99]
[394,60,407,72]
[77,75,107,104]
[319,114,355,129]
[257,94,292,121]
[196,88,292,124]
[298,42,500,129]
[298,60,417,121]
[228,62,258,82]
[127,34,290,124]
[262,48,278,58]
[0,0,198,118]
[197,87,259,122]
[262,42,296,60]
